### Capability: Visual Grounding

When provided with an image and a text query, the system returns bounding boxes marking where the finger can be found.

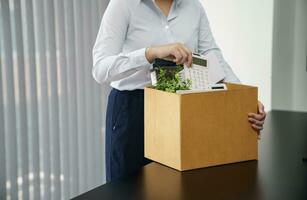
[258,102,265,114]
[248,117,264,126]
[257,132,261,140]
[181,46,193,67]
[187,52,193,67]
[251,124,262,140]
[177,48,188,65]
[171,49,182,63]
[248,113,265,120]
[171,44,182,63]
[248,113,266,121]
[252,124,263,131]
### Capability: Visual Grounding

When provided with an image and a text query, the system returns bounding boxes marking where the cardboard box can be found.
[144,83,258,171]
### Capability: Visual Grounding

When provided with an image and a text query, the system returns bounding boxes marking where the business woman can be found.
[92,0,266,183]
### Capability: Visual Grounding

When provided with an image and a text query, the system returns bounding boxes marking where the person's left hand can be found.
[248,101,266,139]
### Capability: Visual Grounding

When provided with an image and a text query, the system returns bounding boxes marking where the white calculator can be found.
[184,53,210,90]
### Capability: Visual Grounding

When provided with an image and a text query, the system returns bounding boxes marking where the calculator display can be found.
[192,57,207,67]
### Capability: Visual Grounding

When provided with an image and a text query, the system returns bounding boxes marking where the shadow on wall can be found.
[271,0,307,112]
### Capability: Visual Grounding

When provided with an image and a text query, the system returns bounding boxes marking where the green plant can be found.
[154,66,191,93]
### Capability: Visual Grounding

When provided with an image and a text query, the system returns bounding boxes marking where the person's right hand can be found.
[145,43,192,67]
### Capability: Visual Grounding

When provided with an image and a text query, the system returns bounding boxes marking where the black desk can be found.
[73,111,307,200]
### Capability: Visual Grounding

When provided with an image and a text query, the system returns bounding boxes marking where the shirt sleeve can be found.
[197,3,240,83]
[92,0,151,84]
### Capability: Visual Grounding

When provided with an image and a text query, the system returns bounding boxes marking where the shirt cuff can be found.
[128,48,151,69]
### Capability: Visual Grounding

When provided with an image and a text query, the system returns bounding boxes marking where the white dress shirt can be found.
[92,0,240,91]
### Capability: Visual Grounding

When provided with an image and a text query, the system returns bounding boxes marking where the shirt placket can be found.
[151,0,176,43]
[164,20,174,43]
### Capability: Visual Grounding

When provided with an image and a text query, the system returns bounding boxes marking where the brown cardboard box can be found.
[144,83,258,171]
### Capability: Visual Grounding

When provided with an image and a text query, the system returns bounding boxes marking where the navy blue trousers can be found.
[105,88,151,182]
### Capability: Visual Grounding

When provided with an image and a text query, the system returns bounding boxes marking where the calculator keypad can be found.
[185,64,209,90]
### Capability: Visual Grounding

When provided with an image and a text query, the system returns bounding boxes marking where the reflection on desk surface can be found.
[73,111,307,200]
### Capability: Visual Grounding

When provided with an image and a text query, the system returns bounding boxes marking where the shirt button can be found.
[165,25,169,29]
